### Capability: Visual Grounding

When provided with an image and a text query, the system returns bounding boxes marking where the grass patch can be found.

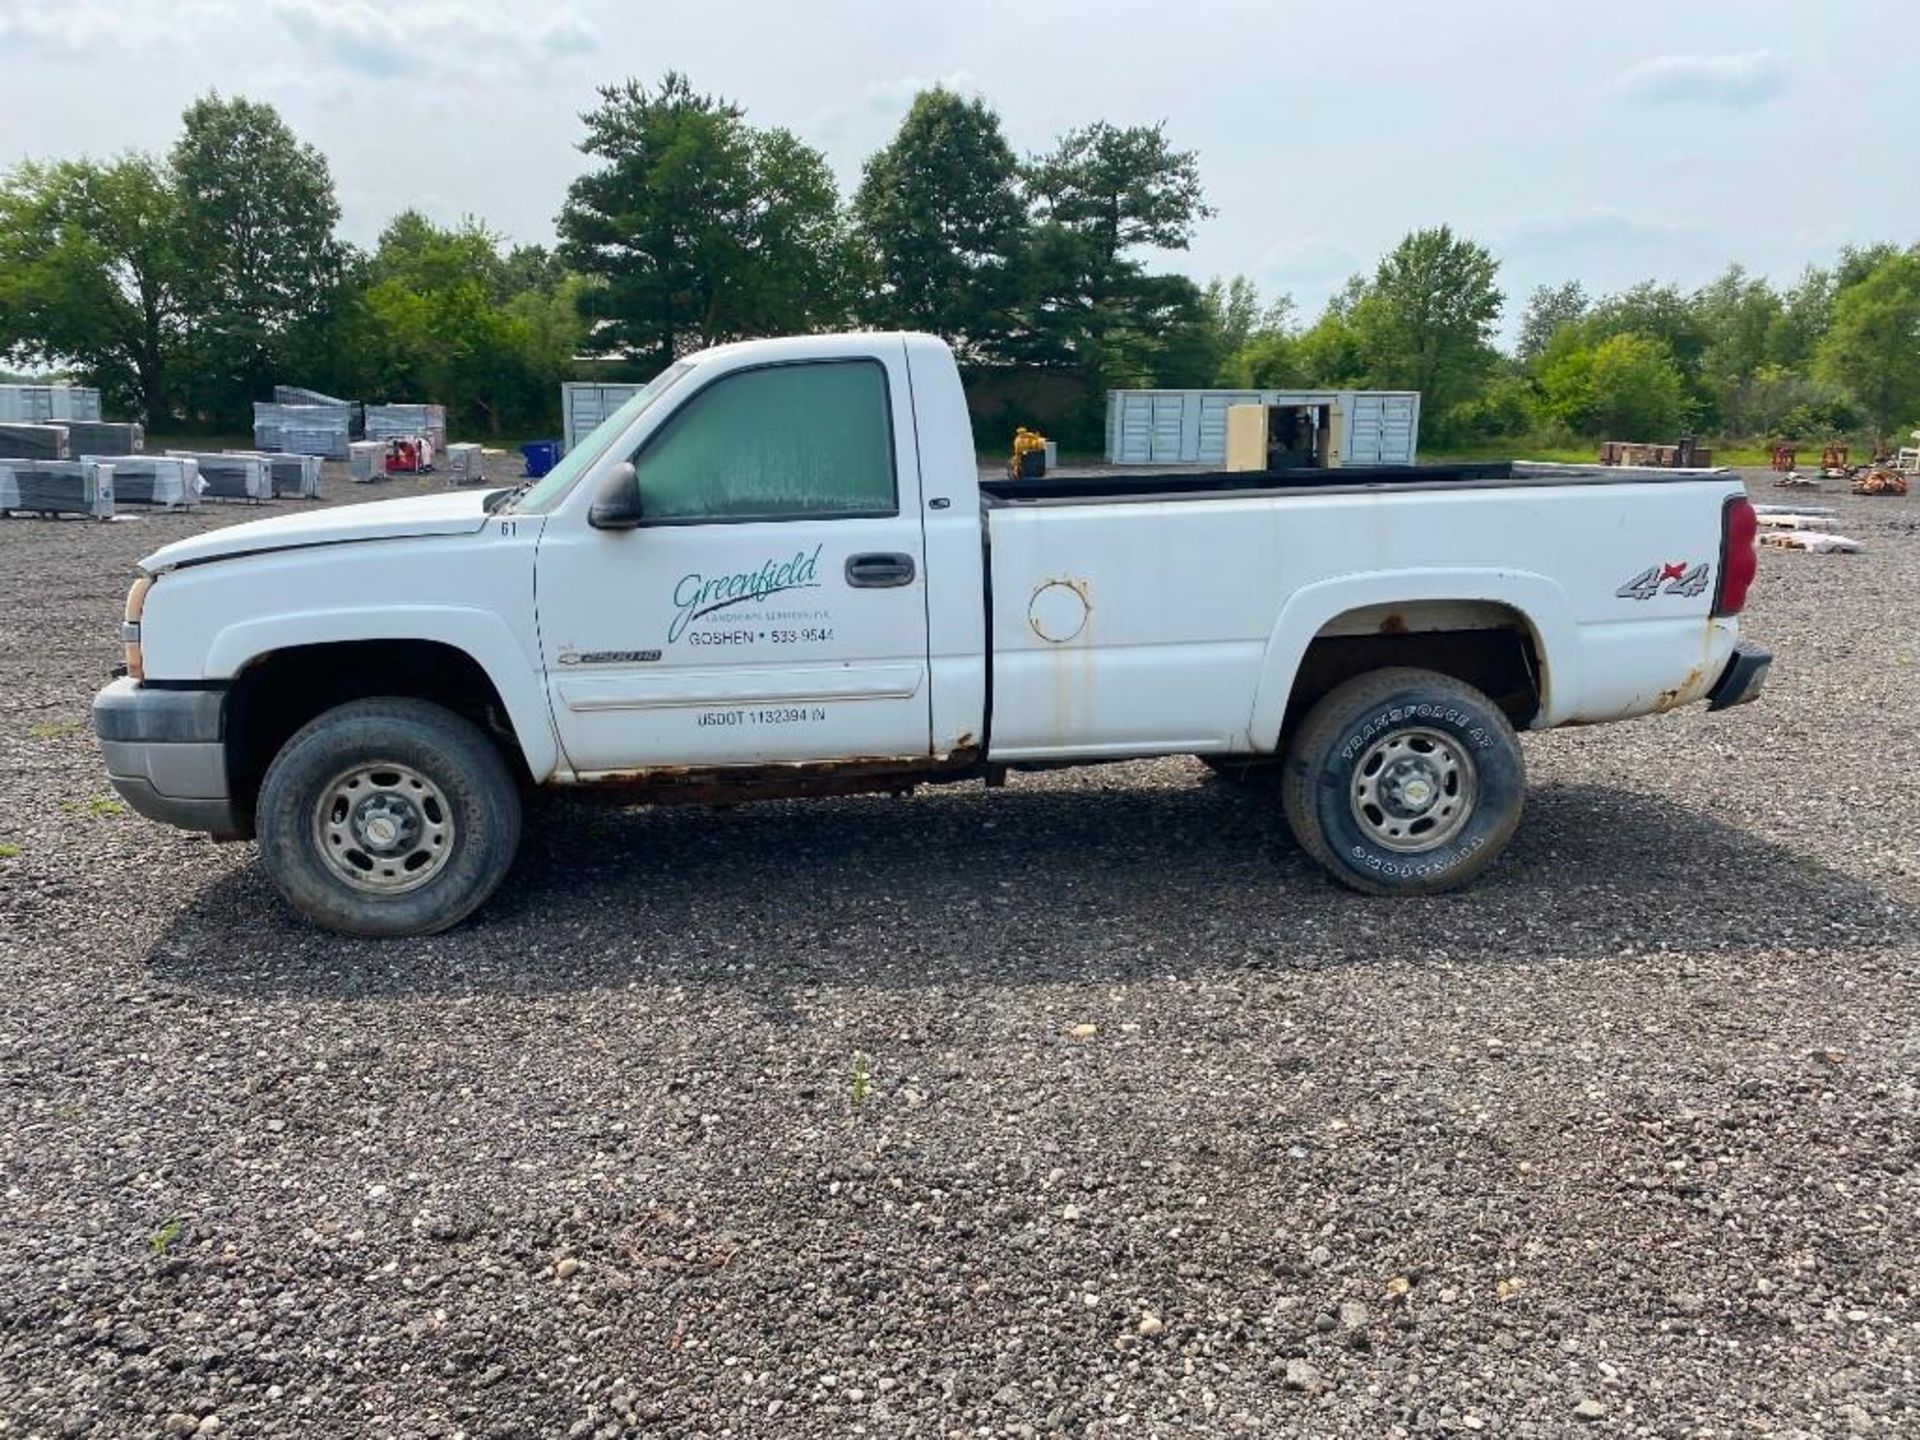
[29,719,80,740]
[0,843,19,859]
[60,796,124,818]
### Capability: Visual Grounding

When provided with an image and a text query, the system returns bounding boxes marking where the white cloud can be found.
[0,0,231,55]
[1611,50,1787,106]
[270,0,597,78]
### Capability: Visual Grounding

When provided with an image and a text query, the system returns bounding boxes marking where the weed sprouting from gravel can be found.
[29,719,80,740]
[850,1051,873,1108]
[0,842,19,859]
[59,796,124,818]
[147,1219,183,1257]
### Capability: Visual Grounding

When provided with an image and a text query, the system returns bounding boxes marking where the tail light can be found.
[1713,495,1757,617]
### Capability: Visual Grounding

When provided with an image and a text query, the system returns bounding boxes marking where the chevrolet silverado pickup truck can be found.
[94,332,1769,936]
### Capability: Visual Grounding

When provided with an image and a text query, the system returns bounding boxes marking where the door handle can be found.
[844,552,916,588]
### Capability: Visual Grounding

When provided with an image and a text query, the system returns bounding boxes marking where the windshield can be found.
[512,362,693,513]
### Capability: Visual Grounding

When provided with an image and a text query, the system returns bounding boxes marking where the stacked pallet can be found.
[0,424,71,460]
[253,402,352,459]
[166,451,271,501]
[366,403,447,453]
[94,456,199,508]
[0,384,101,424]
[0,460,114,518]
[62,421,143,456]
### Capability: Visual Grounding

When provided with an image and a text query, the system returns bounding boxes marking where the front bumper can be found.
[1706,642,1772,712]
[93,677,248,837]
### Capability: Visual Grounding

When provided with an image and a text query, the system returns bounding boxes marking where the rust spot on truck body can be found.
[563,747,983,807]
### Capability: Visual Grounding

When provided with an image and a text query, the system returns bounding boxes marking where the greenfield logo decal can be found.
[669,544,822,642]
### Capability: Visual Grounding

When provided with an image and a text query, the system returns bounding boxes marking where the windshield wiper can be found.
[484,481,533,515]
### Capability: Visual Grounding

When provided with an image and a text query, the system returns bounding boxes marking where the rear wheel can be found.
[1281,668,1524,896]
[256,698,522,936]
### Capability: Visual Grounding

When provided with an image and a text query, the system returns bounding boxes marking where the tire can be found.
[255,698,522,937]
[1281,667,1524,897]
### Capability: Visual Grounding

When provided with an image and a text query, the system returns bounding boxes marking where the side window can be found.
[636,360,897,522]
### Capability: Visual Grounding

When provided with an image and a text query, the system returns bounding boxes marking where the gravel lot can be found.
[1,465,1915,1439]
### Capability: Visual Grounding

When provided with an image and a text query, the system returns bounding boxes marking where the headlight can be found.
[123,574,152,680]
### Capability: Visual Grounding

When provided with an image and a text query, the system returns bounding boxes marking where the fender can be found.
[1244,567,1582,749]
[203,604,563,781]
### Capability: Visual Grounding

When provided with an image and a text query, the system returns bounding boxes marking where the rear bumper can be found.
[92,677,249,837]
[1706,642,1772,712]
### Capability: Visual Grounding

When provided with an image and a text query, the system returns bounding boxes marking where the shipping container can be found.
[1104,388,1421,467]
[562,382,644,453]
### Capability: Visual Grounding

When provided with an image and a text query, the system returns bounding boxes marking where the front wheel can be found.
[255,698,522,936]
[1281,668,1524,896]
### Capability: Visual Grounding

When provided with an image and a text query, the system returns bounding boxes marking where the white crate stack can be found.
[349,440,388,484]
[91,456,199,509]
[167,451,271,501]
[446,443,485,486]
[0,460,115,518]
[366,403,447,453]
[0,384,102,424]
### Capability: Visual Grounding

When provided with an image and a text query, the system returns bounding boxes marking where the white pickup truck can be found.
[94,332,1769,935]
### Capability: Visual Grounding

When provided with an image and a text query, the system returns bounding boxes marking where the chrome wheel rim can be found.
[313,761,454,894]
[1350,727,1476,853]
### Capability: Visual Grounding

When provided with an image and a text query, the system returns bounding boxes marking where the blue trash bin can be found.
[521,440,561,478]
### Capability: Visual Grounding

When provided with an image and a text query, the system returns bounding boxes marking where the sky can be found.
[2,0,1915,343]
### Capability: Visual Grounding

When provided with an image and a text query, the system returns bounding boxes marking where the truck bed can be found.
[980,461,1728,505]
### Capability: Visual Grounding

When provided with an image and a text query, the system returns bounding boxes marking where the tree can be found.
[1351,226,1503,419]
[1584,281,1710,377]
[1517,281,1587,362]
[1695,264,1783,433]
[1536,330,1687,438]
[558,72,845,366]
[851,88,1025,359]
[1019,120,1213,384]
[1816,251,1920,439]
[358,212,583,434]
[0,156,186,421]
[170,94,343,421]
[1198,276,1296,385]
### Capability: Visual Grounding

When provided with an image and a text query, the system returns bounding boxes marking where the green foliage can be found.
[171,94,344,425]
[1016,119,1214,389]
[28,720,80,739]
[1447,371,1538,442]
[1815,250,1920,437]
[1516,281,1587,362]
[1550,333,1687,438]
[1350,226,1503,421]
[147,1218,183,1256]
[355,212,581,434]
[0,156,186,421]
[558,72,847,366]
[0,843,20,860]
[852,88,1025,360]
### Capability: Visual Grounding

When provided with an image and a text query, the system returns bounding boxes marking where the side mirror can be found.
[587,462,642,530]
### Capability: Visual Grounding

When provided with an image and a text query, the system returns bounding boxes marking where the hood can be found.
[142,489,499,572]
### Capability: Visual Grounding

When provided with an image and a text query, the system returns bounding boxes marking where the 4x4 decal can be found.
[1616,561,1710,601]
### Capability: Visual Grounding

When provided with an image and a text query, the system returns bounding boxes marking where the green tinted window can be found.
[637,361,896,522]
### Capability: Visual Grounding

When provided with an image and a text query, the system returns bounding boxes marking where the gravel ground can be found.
[1,465,1915,1439]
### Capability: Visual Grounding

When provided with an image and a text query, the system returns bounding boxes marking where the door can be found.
[1346,393,1385,464]
[534,355,932,775]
